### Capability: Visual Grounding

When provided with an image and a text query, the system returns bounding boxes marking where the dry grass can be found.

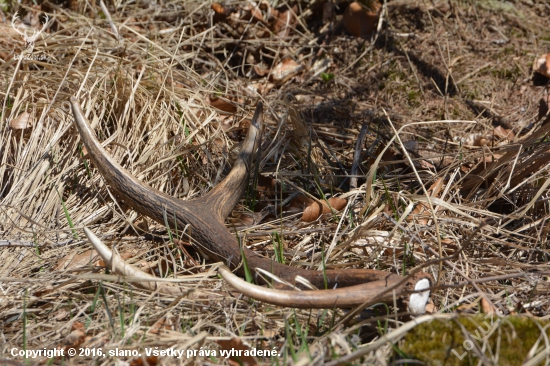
[1,0,550,365]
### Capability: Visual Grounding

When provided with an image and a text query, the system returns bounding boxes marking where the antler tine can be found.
[83,227,218,298]
[198,102,263,223]
[84,227,180,294]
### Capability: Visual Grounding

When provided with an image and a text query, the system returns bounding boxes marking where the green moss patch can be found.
[397,315,550,365]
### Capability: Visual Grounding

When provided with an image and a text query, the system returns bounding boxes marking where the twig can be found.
[350,119,371,189]
[100,0,120,40]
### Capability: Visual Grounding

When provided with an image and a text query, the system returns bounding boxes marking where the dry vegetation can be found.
[1,0,550,365]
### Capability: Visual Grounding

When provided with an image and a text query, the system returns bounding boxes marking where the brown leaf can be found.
[425,302,436,314]
[237,213,255,226]
[343,2,380,38]
[148,315,175,335]
[242,3,264,23]
[383,247,404,256]
[271,58,302,84]
[301,197,348,222]
[492,126,515,139]
[440,238,459,254]
[211,3,228,23]
[409,177,444,225]
[229,212,265,226]
[481,297,496,315]
[209,96,237,113]
[174,238,191,247]
[55,250,100,271]
[65,329,86,350]
[301,201,326,222]
[10,112,32,130]
[72,321,85,331]
[272,6,297,38]
[533,53,550,78]
[253,64,269,77]
[135,217,149,233]
[216,337,258,366]
[327,197,347,211]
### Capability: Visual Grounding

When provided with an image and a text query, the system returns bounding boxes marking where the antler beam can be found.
[70,97,432,312]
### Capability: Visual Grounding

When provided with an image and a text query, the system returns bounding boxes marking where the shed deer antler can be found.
[70,97,433,312]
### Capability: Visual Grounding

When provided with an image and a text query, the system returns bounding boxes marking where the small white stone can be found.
[408,278,430,315]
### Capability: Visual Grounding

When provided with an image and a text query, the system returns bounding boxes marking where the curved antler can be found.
[83,227,430,312]
[71,97,433,311]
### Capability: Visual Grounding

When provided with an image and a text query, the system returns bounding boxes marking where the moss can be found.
[477,0,524,18]
[397,315,550,365]
[407,90,421,107]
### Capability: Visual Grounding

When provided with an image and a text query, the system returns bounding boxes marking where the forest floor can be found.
[1,0,550,365]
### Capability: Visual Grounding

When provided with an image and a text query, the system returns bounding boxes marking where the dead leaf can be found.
[209,96,237,113]
[247,81,275,95]
[243,3,265,23]
[237,213,255,226]
[425,302,436,314]
[271,58,303,84]
[212,3,228,22]
[440,238,459,254]
[481,297,496,315]
[492,126,515,139]
[460,133,493,147]
[148,315,176,335]
[343,1,380,38]
[327,197,347,211]
[54,309,69,321]
[253,64,270,77]
[409,177,444,225]
[55,250,100,271]
[383,247,404,256]
[65,329,86,350]
[217,337,258,366]
[174,238,191,247]
[72,321,85,331]
[229,211,266,226]
[10,112,32,130]
[302,197,348,222]
[533,53,550,78]
[272,6,297,38]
